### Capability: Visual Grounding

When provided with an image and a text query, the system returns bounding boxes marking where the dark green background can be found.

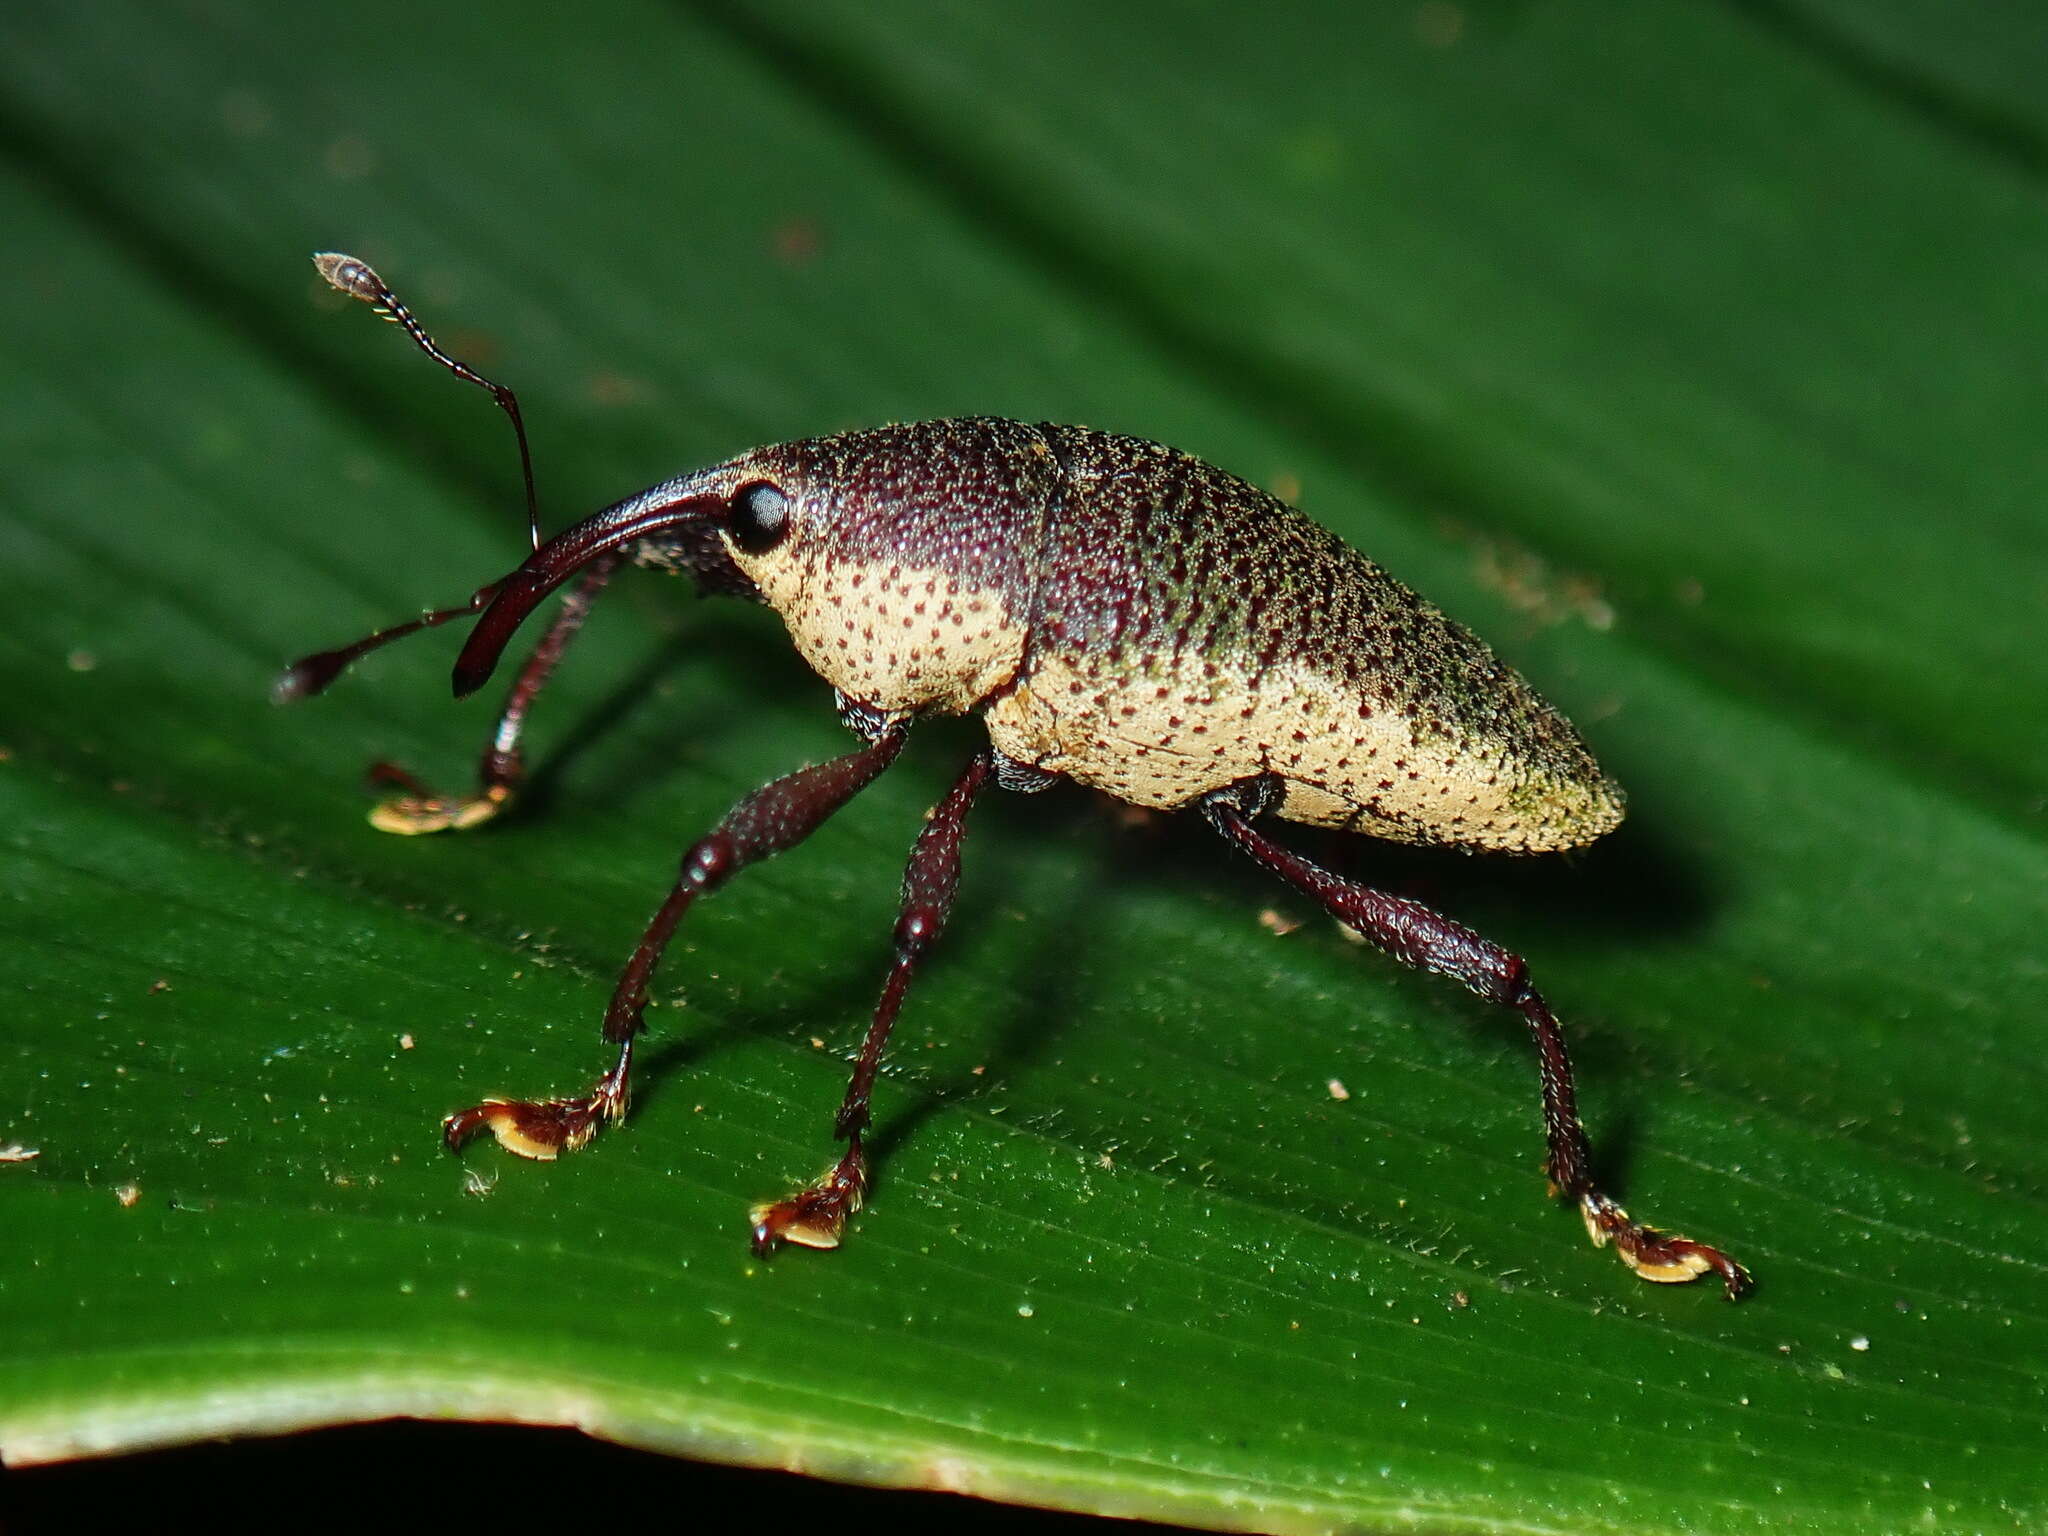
[3,4,2044,1532]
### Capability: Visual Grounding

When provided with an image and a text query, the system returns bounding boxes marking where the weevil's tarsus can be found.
[752,752,994,1256]
[444,726,911,1164]
[443,1080,623,1161]
[313,251,543,551]
[272,582,504,704]
[1203,777,1750,1299]
[367,766,515,836]
[1580,1191,1752,1294]
[750,1149,867,1251]
[363,556,622,835]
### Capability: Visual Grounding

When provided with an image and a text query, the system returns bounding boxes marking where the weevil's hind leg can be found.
[372,555,621,835]
[1201,778,1751,1299]
[751,752,994,1255]
[444,724,911,1161]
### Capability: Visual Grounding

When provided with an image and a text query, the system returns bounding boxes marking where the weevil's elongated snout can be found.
[451,481,726,697]
[275,480,726,706]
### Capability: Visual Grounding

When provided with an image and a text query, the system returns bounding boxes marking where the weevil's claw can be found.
[1580,1191,1752,1299]
[443,1094,614,1161]
[749,1148,868,1256]
[366,762,515,835]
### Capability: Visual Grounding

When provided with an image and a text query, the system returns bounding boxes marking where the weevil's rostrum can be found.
[284,254,1749,1298]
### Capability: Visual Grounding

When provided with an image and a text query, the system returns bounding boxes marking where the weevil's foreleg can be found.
[1202,780,1751,1299]
[371,555,621,835]
[750,751,994,1255]
[444,724,911,1161]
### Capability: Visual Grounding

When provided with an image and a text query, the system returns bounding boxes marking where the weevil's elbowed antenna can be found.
[273,581,506,704]
[280,254,728,707]
[312,251,544,552]
[275,481,724,705]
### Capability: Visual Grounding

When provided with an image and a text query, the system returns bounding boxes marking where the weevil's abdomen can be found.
[985,427,1624,853]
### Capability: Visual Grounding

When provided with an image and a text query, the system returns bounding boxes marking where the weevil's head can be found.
[451,418,1056,711]
[286,259,1040,712]
[278,419,1057,712]
[272,456,785,705]
[440,454,790,696]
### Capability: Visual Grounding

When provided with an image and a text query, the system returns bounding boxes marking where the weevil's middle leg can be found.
[371,555,621,835]
[444,724,910,1161]
[1202,778,1751,1299]
[751,752,994,1255]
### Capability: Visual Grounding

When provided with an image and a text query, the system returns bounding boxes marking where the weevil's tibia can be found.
[1202,777,1751,1299]
[368,555,621,834]
[443,724,911,1162]
[750,752,995,1254]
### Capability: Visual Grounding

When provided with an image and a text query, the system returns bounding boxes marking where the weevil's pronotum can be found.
[283,253,1750,1297]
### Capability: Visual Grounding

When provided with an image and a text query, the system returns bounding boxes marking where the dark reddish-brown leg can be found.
[751,751,994,1255]
[444,724,910,1162]
[1202,779,1750,1299]
[370,555,622,835]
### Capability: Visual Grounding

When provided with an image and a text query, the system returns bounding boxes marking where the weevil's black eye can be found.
[730,481,791,555]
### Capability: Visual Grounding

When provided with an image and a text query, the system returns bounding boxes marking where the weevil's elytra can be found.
[284,254,1750,1299]
[992,426,1624,852]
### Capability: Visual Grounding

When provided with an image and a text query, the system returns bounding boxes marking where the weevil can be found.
[282,253,1749,1297]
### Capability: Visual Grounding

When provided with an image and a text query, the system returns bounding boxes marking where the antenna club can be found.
[273,650,348,704]
[310,251,543,549]
[313,251,386,304]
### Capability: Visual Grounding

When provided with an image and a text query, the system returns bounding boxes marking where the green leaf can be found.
[3,2,2044,1531]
